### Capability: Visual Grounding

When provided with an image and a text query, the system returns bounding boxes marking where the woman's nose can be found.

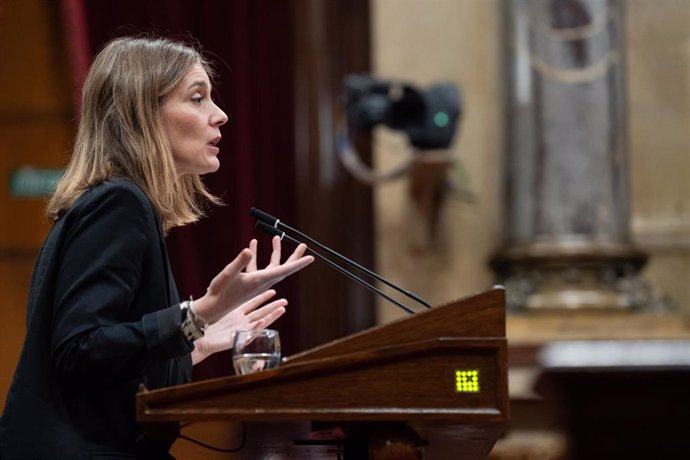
[213,104,228,127]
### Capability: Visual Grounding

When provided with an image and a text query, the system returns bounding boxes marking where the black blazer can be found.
[0,178,193,459]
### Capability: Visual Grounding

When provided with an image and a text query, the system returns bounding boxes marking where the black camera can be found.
[345,74,461,150]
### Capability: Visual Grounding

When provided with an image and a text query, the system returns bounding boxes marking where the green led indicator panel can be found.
[455,369,480,393]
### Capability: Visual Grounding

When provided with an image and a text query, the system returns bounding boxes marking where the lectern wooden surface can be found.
[137,288,509,459]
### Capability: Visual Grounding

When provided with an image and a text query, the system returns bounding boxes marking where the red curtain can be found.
[61,0,299,379]
[60,0,91,112]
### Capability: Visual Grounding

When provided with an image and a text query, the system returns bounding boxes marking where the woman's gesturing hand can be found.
[191,289,287,365]
[193,236,313,324]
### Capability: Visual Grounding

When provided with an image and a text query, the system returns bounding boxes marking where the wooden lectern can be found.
[137,288,509,459]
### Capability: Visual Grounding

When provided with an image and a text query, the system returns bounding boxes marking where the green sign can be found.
[9,168,63,198]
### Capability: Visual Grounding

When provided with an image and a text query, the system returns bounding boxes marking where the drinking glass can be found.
[232,329,281,375]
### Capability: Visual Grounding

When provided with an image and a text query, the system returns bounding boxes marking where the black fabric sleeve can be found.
[50,184,193,386]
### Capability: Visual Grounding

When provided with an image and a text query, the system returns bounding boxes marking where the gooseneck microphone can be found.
[250,207,432,315]
[255,222,416,314]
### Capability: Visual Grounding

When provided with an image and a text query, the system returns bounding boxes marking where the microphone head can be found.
[249,207,279,226]
[255,221,283,238]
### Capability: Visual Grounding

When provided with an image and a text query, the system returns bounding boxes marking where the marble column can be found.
[492,0,653,311]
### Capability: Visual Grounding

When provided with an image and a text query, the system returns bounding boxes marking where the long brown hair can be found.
[47,36,221,231]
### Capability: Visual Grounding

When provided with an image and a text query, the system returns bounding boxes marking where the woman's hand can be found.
[191,289,287,365]
[193,236,313,324]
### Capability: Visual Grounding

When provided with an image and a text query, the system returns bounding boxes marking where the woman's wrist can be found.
[191,342,208,365]
[190,294,215,324]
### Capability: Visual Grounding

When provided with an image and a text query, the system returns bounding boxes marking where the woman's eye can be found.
[191,95,204,103]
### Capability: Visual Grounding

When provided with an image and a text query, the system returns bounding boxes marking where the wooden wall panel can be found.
[294,0,375,351]
[0,0,74,409]
[0,122,73,248]
[0,258,34,405]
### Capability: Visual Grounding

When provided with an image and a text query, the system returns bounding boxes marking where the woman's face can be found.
[160,63,228,176]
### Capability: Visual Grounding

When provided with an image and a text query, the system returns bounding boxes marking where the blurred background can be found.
[0,0,688,458]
